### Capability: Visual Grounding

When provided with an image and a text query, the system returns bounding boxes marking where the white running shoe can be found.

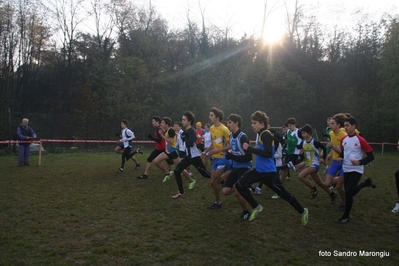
[287,161,296,172]
[254,187,261,195]
[392,202,399,214]
[271,194,280,199]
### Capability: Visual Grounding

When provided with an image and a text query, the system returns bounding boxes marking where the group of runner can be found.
[115,109,381,224]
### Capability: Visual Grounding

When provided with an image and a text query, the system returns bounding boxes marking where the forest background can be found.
[1,0,399,144]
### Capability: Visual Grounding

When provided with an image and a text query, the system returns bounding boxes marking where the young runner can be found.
[325,113,347,208]
[296,124,332,199]
[171,111,211,199]
[154,117,194,187]
[235,111,309,225]
[202,107,231,209]
[115,119,141,172]
[280,117,303,182]
[222,114,252,220]
[336,117,375,223]
[137,116,165,179]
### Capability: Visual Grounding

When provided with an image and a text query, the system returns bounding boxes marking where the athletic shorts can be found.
[285,154,300,164]
[178,150,186,159]
[307,164,320,172]
[223,168,250,188]
[212,157,230,171]
[165,150,179,160]
[147,149,164,162]
[327,160,344,177]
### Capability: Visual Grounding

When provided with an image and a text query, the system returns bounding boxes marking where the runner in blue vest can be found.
[222,113,252,220]
[235,111,308,225]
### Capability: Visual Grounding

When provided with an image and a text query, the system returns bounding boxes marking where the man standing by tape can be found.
[17,118,37,166]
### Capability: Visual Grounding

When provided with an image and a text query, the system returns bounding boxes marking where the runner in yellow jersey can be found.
[203,107,232,209]
[325,113,347,210]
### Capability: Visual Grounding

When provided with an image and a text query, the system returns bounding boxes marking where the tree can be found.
[374,19,399,141]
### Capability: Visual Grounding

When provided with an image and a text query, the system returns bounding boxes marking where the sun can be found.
[262,23,286,44]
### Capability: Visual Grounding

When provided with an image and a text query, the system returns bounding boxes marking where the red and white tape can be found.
[0,139,155,144]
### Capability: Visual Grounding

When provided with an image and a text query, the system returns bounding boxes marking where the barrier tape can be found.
[0,139,155,144]
[0,139,398,146]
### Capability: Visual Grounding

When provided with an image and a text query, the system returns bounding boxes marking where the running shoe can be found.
[137,174,148,179]
[287,161,296,172]
[392,202,399,214]
[364,177,376,188]
[301,208,309,226]
[311,187,318,199]
[135,163,141,170]
[271,193,280,199]
[336,203,346,211]
[162,174,170,183]
[188,179,196,190]
[136,148,143,154]
[330,191,337,204]
[171,192,186,199]
[118,168,124,173]
[249,205,263,221]
[240,210,250,220]
[208,202,222,209]
[336,217,349,223]
[254,187,262,195]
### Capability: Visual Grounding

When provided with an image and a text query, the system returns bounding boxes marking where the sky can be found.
[138,0,398,42]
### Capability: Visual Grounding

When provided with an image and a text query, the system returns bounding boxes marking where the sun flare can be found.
[262,24,286,44]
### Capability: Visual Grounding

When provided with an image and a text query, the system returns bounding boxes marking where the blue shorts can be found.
[212,157,230,171]
[327,160,343,177]
[308,164,320,172]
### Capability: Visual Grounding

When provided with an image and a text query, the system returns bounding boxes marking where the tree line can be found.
[1,0,398,142]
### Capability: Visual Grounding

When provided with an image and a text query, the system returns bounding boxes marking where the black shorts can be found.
[178,150,186,159]
[223,168,250,188]
[165,150,179,160]
[196,143,204,152]
[147,149,164,163]
[285,154,300,165]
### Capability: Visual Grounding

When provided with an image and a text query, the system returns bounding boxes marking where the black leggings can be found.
[342,171,367,219]
[121,147,141,168]
[121,147,132,168]
[174,156,210,194]
[235,168,304,214]
[258,167,282,189]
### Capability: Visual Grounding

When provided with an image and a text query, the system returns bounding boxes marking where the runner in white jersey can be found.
[336,117,375,223]
[173,121,195,188]
[296,124,334,200]
[171,111,211,199]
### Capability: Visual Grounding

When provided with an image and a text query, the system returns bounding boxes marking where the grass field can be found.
[1,151,398,265]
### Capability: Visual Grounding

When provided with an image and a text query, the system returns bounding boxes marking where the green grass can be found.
[1,151,398,265]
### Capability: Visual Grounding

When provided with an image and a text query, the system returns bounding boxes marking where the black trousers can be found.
[235,168,304,214]
[174,156,210,194]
